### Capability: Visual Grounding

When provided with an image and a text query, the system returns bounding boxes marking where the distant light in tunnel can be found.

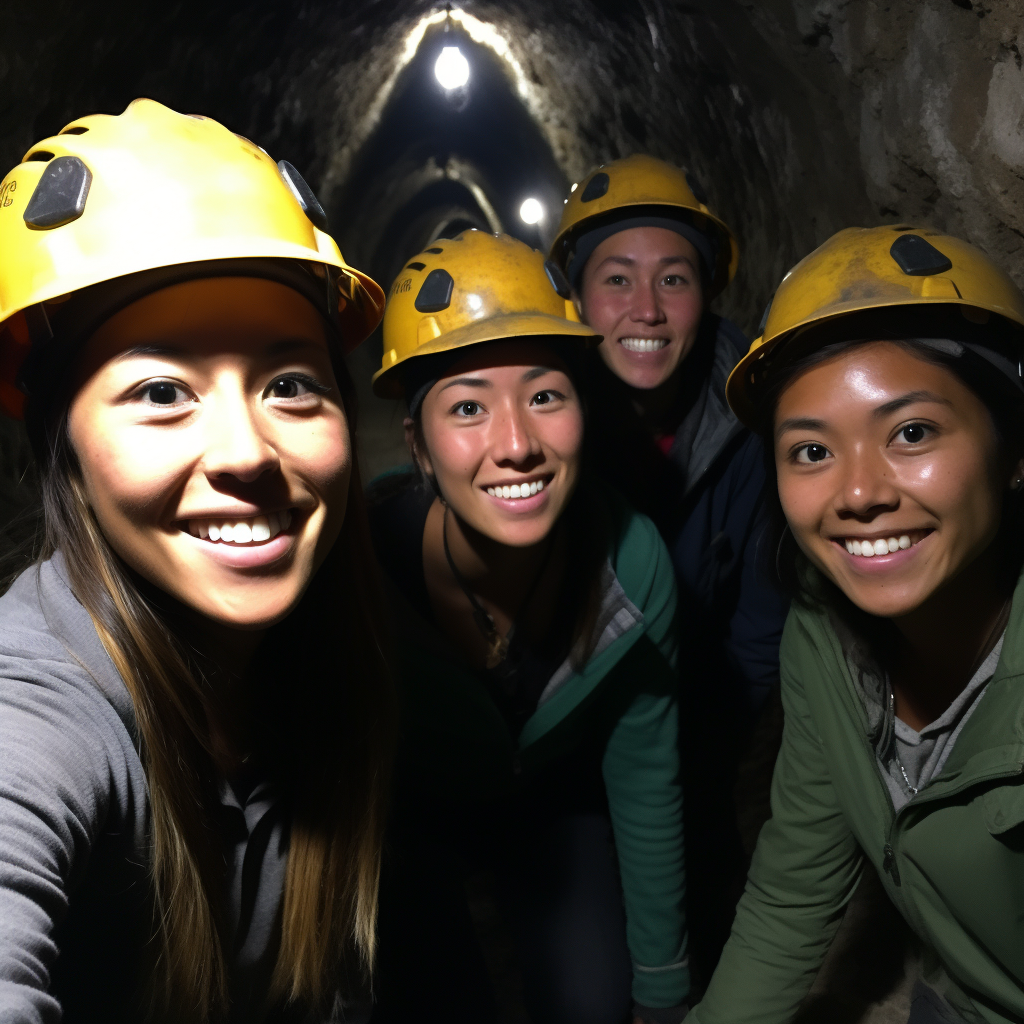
[519,198,544,225]
[435,46,470,90]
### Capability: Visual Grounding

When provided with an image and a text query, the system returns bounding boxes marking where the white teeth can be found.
[187,511,292,545]
[845,534,918,557]
[486,480,547,500]
[620,337,668,353]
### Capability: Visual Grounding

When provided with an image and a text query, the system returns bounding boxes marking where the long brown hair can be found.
[25,344,395,1021]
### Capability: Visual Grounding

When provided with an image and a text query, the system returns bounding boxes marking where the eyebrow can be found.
[775,416,827,440]
[600,255,697,270]
[522,366,559,382]
[775,390,953,440]
[439,376,493,392]
[873,390,952,417]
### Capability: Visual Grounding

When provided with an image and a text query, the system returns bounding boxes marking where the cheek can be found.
[582,290,624,334]
[71,411,197,526]
[278,410,352,494]
[547,411,585,468]
[666,291,703,339]
[421,424,482,486]
[776,466,827,537]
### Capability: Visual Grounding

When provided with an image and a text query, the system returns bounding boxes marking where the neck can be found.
[442,503,553,612]
[889,546,1011,728]
[626,373,681,430]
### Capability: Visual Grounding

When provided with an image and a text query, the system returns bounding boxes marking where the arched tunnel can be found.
[6,0,1022,478]
[1,2,1022,1019]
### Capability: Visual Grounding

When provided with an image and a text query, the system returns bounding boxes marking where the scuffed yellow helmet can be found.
[373,230,599,399]
[726,225,1024,426]
[549,154,738,298]
[0,98,384,416]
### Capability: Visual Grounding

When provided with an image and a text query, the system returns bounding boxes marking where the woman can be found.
[688,226,1024,1024]
[367,230,689,1024]
[0,99,394,1022]
[550,156,789,977]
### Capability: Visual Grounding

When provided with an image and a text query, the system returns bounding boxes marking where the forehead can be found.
[589,225,699,265]
[82,277,329,365]
[438,339,571,380]
[776,340,972,418]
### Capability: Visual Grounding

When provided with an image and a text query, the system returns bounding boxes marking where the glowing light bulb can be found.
[519,197,544,225]
[435,46,470,90]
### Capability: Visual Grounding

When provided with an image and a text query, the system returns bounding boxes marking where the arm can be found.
[722,437,789,721]
[604,518,688,1009]
[686,622,864,1024]
[0,664,117,1022]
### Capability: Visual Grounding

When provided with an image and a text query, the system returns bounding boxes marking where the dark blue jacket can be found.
[587,314,787,724]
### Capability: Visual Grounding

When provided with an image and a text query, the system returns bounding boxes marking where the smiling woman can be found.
[366,231,690,1024]
[685,227,1024,1024]
[0,100,395,1023]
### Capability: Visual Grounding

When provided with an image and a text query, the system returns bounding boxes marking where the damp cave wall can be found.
[0,0,1023,477]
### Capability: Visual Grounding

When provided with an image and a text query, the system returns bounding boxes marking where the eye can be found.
[264,373,330,402]
[452,401,482,417]
[138,380,192,408]
[606,274,628,286]
[893,422,931,445]
[530,389,563,406]
[662,273,688,286]
[793,443,833,465]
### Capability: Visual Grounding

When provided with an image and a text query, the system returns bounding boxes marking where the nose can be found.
[835,445,900,520]
[630,277,666,325]
[490,399,542,467]
[200,385,279,484]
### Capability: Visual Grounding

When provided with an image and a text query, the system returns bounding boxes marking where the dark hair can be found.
[754,332,1024,609]
[20,324,396,1020]
[407,343,608,669]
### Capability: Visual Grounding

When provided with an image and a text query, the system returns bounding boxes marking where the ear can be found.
[570,289,584,322]
[1011,456,1024,492]
[404,416,433,477]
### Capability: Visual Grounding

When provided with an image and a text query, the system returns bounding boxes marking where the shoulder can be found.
[608,495,676,610]
[0,561,144,825]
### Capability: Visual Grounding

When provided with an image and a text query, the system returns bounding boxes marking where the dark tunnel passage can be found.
[7,0,1024,478]
[1,2,1024,1018]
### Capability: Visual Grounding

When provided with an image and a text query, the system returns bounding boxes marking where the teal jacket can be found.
[689,573,1024,1024]
[380,491,688,1008]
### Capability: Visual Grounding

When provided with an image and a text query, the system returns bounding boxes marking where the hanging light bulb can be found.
[435,45,470,90]
[519,197,544,225]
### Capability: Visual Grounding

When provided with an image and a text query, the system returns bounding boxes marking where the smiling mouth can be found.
[185,509,293,545]
[620,337,668,353]
[484,476,550,500]
[839,529,931,557]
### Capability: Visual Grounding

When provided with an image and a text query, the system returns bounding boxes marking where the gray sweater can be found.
[0,556,292,1023]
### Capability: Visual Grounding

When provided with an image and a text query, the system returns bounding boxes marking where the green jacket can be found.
[387,498,688,1008]
[690,574,1024,1024]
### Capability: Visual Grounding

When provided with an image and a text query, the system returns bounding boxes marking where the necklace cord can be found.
[442,504,554,668]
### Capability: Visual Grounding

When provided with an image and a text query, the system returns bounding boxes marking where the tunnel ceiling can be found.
[4,0,1024,339]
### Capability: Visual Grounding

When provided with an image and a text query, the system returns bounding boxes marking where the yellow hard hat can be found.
[549,154,739,297]
[726,225,1024,426]
[373,230,599,399]
[0,98,384,416]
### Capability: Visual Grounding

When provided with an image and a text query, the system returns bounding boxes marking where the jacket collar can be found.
[672,315,748,496]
